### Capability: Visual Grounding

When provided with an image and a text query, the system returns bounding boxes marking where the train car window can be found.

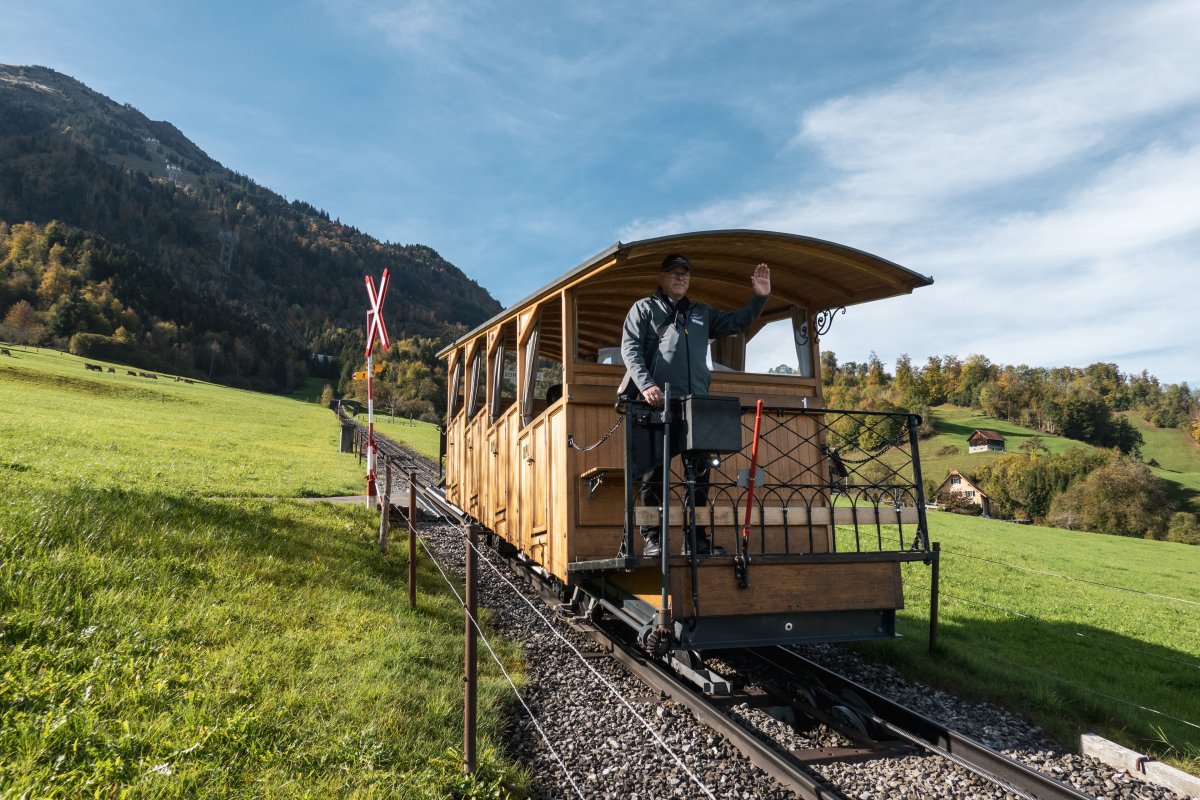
[533,357,563,402]
[596,347,622,365]
[742,307,815,377]
[467,348,487,419]
[520,320,541,425]
[490,323,518,421]
[710,333,746,372]
[448,352,465,418]
[520,310,565,425]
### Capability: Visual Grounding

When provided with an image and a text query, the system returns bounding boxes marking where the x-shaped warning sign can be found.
[364,269,390,356]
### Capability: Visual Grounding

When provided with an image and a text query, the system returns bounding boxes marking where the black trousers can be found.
[630,405,710,539]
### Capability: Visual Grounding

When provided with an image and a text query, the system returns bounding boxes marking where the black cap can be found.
[660,253,691,272]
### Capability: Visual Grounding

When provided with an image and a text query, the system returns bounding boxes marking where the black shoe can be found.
[642,530,662,557]
[641,527,662,558]
[683,538,726,556]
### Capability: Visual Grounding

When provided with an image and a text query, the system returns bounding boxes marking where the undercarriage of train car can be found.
[565,393,938,674]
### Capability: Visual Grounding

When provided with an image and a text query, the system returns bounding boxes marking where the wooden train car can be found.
[439,230,936,659]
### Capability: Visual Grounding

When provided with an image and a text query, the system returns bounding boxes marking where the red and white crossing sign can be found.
[364,269,390,355]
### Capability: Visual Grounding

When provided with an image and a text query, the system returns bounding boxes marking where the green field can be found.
[0,347,525,799]
[853,511,1200,774]
[350,411,443,463]
[1122,411,1200,513]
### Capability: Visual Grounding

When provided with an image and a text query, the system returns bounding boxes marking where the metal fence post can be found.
[379,459,391,552]
[464,522,478,774]
[408,472,417,610]
[929,541,941,653]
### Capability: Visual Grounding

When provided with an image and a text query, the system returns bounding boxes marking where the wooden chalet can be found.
[936,469,992,516]
[968,429,1006,453]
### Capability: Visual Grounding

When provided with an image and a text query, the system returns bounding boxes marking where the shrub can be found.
[1166,512,1200,545]
[1046,457,1173,538]
[69,332,171,372]
[936,490,983,516]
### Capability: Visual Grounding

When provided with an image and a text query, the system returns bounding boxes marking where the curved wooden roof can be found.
[441,230,932,356]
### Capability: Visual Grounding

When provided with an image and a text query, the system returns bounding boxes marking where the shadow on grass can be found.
[859,613,1200,767]
[6,484,463,619]
[1160,478,1200,515]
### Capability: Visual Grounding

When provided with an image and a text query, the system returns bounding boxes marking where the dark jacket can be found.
[621,288,768,397]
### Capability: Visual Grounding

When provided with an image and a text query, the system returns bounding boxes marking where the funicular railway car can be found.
[439,230,936,679]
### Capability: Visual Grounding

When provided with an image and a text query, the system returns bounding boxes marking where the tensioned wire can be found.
[930,543,1200,607]
[451,528,721,800]
[895,571,1200,732]
[839,528,1200,726]
[880,533,1200,672]
[846,527,1200,607]
[414,531,588,800]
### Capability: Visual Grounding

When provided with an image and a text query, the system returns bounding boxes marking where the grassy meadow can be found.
[350,412,443,464]
[0,347,525,799]
[847,511,1200,775]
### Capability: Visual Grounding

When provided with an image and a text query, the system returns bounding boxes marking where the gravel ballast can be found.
[380,460,1187,800]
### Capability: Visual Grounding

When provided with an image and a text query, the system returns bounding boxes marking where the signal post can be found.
[363,269,390,507]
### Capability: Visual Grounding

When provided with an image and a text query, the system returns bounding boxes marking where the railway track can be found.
[339,413,1111,800]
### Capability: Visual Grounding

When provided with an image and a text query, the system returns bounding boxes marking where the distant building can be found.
[967,429,1006,453]
[936,469,992,516]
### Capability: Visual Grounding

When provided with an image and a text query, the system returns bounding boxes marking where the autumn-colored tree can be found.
[1046,457,1172,538]
[1166,513,1200,545]
[1,299,46,345]
[976,447,1111,521]
[36,260,72,306]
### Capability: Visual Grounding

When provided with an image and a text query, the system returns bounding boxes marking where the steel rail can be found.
[537,604,849,798]
[745,646,1098,800]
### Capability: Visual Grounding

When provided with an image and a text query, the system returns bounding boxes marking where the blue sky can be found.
[4,0,1198,385]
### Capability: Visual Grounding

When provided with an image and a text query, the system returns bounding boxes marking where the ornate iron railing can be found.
[628,405,931,558]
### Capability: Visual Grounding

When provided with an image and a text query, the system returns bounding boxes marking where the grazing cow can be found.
[84,363,103,372]
[127,370,137,376]
[183,379,194,384]
[107,367,115,373]
[1,348,11,356]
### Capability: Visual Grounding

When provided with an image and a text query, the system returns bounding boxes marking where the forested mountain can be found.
[0,64,500,391]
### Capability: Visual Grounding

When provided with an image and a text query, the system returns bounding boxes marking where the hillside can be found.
[922,404,1200,515]
[0,348,524,797]
[0,64,502,389]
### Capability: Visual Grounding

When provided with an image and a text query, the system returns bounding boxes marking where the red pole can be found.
[740,399,765,554]
[366,320,375,507]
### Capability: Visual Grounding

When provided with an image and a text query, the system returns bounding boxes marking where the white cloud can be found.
[623,1,1200,384]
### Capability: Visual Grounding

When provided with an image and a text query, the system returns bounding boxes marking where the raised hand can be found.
[751,263,771,296]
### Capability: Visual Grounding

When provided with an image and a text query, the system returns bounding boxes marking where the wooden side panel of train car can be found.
[612,561,903,617]
[514,403,568,573]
